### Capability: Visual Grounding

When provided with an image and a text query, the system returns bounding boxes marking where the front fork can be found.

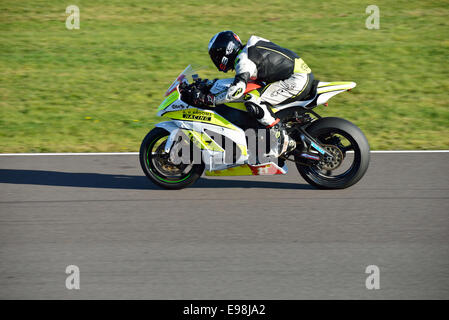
[164,128,181,155]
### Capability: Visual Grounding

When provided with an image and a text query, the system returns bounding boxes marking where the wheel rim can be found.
[308,129,361,181]
[146,135,193,183]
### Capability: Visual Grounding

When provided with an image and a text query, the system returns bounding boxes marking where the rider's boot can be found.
[265,122,296,158]
[244,94,296,158]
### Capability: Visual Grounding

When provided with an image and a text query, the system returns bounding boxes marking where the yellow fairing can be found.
[224,89,278,113]
[180,129,247,156]
[162,108,237,130]
[205,162,286,176]
[224,102,247,112]
[237,144,248,156]
[205,164,253,176]
[181,129,224,152]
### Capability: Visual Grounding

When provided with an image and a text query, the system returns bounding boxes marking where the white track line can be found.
[0,152,139,156]
[0,150,448,156]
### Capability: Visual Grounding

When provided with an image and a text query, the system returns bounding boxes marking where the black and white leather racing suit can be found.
[214,36,314,127]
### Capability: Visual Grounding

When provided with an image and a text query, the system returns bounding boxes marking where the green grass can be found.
[1,0,448,152]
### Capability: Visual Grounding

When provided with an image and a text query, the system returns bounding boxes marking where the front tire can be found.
[139,127,204,190]
[296,117,370,189]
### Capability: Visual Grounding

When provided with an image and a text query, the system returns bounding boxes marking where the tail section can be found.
[316,81,356,106]
[317,81,356,94]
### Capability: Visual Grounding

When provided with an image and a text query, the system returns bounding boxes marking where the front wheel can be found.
[139,127,204,189]
[295,117,370,189]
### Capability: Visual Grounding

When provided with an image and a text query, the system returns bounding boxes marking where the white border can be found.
[0,150,448,156]
[371,150,449,153]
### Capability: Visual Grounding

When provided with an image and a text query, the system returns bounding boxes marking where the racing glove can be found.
[191,88,215,108]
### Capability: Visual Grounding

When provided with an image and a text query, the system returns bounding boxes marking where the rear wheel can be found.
[139,127,204,189]
[295,117,370,189]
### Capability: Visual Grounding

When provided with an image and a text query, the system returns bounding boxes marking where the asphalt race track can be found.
[0,152,448,299]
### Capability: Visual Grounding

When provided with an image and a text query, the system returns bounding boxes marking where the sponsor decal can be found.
[220,56,228,71]
[170,102,186,110]
[299,61,311,73]
[232,88,243,97]
[182,110,212,121]
[311,141,326,155]
[226,42,235,55]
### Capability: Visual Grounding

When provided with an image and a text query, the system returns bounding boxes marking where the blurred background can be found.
[1,0,448,152]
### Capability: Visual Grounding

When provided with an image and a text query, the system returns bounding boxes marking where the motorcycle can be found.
[140,65,370,189]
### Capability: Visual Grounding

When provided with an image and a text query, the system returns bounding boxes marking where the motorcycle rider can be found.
[195,30,314,157]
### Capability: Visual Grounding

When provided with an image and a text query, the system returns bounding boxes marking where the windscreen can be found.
[164,65,198,97]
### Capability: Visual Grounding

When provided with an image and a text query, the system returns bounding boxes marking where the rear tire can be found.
[296,117,370,189]
[139,127,204,190]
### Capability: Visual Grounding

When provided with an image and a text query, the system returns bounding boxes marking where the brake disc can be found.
[319,144,344,171]
[154,142,186,175]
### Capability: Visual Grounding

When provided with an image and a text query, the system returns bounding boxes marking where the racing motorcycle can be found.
[140,65,370,189]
